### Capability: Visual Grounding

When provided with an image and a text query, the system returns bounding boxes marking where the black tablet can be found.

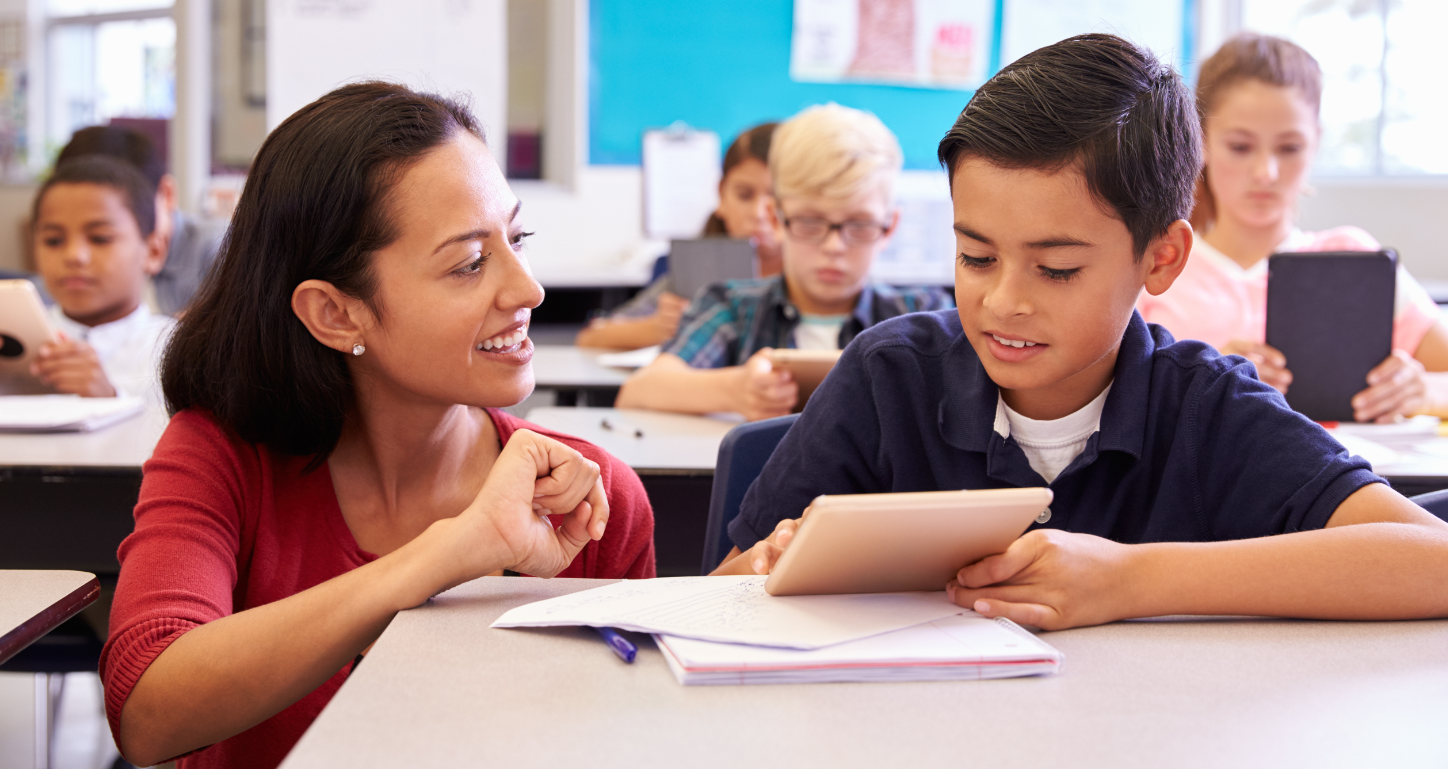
[1265,250,1396,421]
[669,238,757,299]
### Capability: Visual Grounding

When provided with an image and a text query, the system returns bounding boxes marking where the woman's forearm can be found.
[117,520,473,766]
[616,358,742,415]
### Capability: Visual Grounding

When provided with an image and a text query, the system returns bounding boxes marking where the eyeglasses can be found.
[782,216,890,246]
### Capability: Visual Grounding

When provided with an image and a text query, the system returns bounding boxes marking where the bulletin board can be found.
[588,0,1196,170]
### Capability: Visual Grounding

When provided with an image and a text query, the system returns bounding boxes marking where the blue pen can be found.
[591,626,637,663]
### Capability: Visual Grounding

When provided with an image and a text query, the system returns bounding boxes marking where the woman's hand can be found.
[733,349,798,421]
[946,529,1138,631]
[433,429,609,588]
[1221,339,1292,393]
[30,332,117,397]
[1352,351,1431,423]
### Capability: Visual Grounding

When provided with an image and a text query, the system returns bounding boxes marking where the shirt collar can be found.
[774,276,874,329]
[48,302,151,351]
[939,310,1155,461]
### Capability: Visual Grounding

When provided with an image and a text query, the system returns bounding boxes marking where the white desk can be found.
[283,577,1448,769]
[525,406,739,474]
[530,345,633,390]
[0,406,169,469]
[0,570,99,665]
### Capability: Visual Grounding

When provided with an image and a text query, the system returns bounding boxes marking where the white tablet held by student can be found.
[766,348,842,407]
[0,280,59,395]
[764,487,1053,596]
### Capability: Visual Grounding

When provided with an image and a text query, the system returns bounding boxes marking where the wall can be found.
[1300,180,1448,285]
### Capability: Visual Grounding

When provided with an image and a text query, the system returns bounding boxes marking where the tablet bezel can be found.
[763,488,1053,596]
[0,280,58,395]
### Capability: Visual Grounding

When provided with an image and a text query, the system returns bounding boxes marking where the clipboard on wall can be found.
[642,124,721,240]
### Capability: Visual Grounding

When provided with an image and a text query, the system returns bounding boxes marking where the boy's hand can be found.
[1353,351,1430,423]
[650,292,689,339]
[30,332,117,397]
[946,529,1136,631]
[1221,340,1292,393]
[734,349,798,421]
[740,511,810,575]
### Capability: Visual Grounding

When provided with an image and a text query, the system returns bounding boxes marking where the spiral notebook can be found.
[654,612,1063,685]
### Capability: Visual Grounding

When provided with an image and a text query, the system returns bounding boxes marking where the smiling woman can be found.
[99,82,655,769]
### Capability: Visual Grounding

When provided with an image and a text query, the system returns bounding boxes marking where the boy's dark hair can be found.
[937,33,1201,258]
[33,155,158,237]
[162,81,485,464]
[57,125,166,190]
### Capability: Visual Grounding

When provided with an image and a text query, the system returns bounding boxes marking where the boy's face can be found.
[769,187,897,315]
[35,182,165,327]
[950,157,1186,419]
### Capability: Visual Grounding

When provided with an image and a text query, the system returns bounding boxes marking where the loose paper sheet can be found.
[0,395,143,432]
[491,576,963,650]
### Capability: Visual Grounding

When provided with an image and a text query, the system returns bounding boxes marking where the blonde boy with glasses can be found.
[616,104,953,421]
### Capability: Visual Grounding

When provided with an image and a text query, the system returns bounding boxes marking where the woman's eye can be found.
[510,230,535,251]
[455,253,487,276]
[1040,266,1081,282]
[959,254,993,268]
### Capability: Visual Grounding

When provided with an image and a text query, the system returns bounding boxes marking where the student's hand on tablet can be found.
[443,429,608,583]
[1221,340,1292,393]
[743,515,805,575]
[30,332,117,397]
[651,292,689,338]
[735,349,798,421]
[1352,351,1430,423]
[946,529,1133,631]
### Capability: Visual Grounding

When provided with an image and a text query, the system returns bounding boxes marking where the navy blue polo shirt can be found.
[730,309,1383,551]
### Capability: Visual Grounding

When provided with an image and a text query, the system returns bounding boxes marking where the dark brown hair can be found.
[937,33,1200,258]
[162,81,484,462]
[1192,33,1322,230]
[703,122,778,236]
[58,125,167,190]
[34,155,157,238]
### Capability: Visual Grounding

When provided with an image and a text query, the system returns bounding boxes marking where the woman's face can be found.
[1203,79,1319,231]
[353,132,544,409]
[715,157,777,252]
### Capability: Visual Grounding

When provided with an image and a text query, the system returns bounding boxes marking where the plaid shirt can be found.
[662,276,954,368]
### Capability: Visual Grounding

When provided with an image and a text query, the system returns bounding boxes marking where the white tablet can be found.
[0,280,58,395]
[763,488,1053,596]
[766,348,842,408]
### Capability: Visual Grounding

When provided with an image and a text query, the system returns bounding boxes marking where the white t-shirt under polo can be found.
[994,384,1113,484]
[792,312,849,351]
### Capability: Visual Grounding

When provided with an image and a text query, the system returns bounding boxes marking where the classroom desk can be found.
[282,577,1448,769]
[530,345,634,406]
[0,407,169,576]
[526,407,739,577]
[0,570,99,665]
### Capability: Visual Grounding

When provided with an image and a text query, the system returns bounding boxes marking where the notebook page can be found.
[491,576,963,650]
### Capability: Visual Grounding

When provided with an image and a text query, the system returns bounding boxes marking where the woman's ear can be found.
[291,279,371,353]
[1142,219,1193,297]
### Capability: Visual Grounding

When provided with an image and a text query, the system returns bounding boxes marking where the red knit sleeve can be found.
[491,410,656,579]
[99,410,257,746]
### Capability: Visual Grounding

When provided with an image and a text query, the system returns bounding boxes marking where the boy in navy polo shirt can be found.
[713,34,1448,628]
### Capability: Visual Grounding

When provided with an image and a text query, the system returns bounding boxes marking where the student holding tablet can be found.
[100,83,655,769]
[576,122,782,350]
[1136,34,1448,423]
[30,156,174,403]
[616,104,952,420]
[713,35,1448,630]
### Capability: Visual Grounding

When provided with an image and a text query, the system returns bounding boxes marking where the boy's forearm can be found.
[617,363,741,414]
[1127,522,1448,620]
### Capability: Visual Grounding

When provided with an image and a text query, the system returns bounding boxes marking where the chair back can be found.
[701,413,800,574]
[1408,489,1448,522]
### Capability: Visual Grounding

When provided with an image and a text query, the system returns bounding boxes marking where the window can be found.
[45,1,176,160]
[1241,0,1447,175]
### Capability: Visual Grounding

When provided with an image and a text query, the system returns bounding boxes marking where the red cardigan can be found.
[100,408,655,769]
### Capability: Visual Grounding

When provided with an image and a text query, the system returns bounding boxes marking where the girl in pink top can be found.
[1137,34,1448,422]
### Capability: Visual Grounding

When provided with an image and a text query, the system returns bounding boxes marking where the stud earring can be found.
[352,343,365,356]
